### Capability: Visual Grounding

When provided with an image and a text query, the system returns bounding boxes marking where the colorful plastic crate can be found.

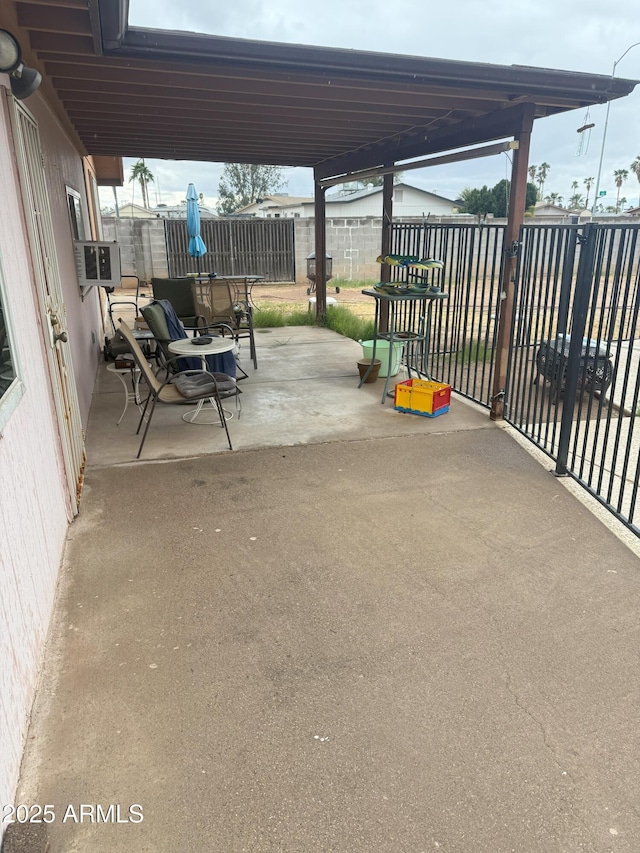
[394,378,451,418]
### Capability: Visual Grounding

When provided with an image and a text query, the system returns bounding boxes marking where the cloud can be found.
[120,0,640,205]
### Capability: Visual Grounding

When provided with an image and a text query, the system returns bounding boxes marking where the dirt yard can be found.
[250,281,377,319]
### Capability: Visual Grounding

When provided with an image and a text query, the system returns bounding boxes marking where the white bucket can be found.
[359,339,403,377]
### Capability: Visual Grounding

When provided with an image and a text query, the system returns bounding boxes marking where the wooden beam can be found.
[44,59,511,112]
[16,4,92,34]
[28,31,95,54]
[319,140,518,188]
[56,84,453,122]
[378,168,394,334]
[69,118,392,141]
[315,103,535,180]
[15,0,88,7]
[43,50,521,110]
[62,99,448,128]
[490,103,536,421]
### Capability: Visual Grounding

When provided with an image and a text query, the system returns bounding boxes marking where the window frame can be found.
[66,185,85,241]
[0,249,25,432]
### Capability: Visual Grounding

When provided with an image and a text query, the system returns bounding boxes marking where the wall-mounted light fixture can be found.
[0,29,42,100]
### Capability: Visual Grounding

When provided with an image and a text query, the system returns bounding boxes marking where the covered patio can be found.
[4,3,640,851]
[11,0,637,413]
[9,339,640,851]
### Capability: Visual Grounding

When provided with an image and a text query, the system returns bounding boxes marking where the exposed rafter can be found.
[4,0,637,170]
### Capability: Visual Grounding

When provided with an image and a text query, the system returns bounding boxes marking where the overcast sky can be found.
[103,0,640,211]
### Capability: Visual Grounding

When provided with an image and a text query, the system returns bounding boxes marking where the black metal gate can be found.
[165,217,295,281]
[505,222,640,535]
[391,221,505,406]
[393,219,640,535]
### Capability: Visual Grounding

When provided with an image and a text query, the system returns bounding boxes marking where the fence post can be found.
[557,225,580,337]
[555,223,598,476]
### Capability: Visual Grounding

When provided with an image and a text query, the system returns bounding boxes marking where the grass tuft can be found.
[325,306,374,342]
[252,303,374,342]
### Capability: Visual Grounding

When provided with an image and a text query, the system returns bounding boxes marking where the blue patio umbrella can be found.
[186,183,207,272]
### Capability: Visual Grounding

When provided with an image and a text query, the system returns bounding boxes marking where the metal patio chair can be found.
[117,320,239,458]
[192,278,258,369]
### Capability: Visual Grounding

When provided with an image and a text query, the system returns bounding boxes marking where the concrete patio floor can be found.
[86,325,488,466]
[6,326,640,853]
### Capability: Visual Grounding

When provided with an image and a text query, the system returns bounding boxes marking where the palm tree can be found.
[568,193,585,211]
[528,165,538,197]
[537,162,550,199]
[614,169,629,213]
[630,156,640,207]
[129,159,155,209]
[583,177,595,209]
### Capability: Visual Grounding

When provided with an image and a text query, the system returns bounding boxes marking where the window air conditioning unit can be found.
[74,241,121,287]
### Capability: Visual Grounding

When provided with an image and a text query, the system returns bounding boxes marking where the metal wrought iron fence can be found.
[165,218,295,281]
[393,219,640,536]
[505,222,640,535]
[391,222,506,407]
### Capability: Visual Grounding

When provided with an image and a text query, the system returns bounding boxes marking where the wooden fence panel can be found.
[165,218,295,281]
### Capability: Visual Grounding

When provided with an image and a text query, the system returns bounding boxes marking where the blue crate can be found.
[395,404,450,418]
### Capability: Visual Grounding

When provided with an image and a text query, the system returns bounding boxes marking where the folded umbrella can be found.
[186,183,207,271]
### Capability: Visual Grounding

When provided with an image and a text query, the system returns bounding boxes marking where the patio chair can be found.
[192,279,258,369]
[141,300,237,378]
[117,320,239,458]
[151,277,205,329]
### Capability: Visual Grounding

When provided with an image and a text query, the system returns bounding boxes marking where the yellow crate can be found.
[394,379,451,417]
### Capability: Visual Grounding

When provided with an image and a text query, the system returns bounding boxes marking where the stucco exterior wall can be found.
[25,93,103,424]
[0,87,70,829]
[316,187,456,219]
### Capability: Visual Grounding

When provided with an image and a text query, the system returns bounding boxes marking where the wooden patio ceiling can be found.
[5,0,638,180]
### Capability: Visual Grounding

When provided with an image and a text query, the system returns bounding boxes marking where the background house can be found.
[533,201,574,217]
[116,201,156,217]
[237,183,458,218]
[321,183,458,218]
[114,202,217,218]
[235,194,314,217]
[152,203,217,219]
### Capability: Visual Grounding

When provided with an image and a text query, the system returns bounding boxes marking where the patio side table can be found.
[106,361,143,424]
[360,288,448,404]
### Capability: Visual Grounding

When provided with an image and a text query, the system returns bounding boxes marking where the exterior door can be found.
[9,98,85,515]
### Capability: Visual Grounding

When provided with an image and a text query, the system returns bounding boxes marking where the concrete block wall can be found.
[294,217,385,283]
[102,218,168,282]
[102,214,640,286]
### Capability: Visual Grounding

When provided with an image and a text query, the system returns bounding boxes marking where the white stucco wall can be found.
[25,94,103,423]
[319,186,456,218]
[0,85,90,827]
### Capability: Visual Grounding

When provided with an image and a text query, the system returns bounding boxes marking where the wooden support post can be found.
[379,167,394,333]
[490,103,535,421]
[313,176,327,320]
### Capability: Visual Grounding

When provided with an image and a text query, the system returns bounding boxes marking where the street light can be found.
[591,41,640,214]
